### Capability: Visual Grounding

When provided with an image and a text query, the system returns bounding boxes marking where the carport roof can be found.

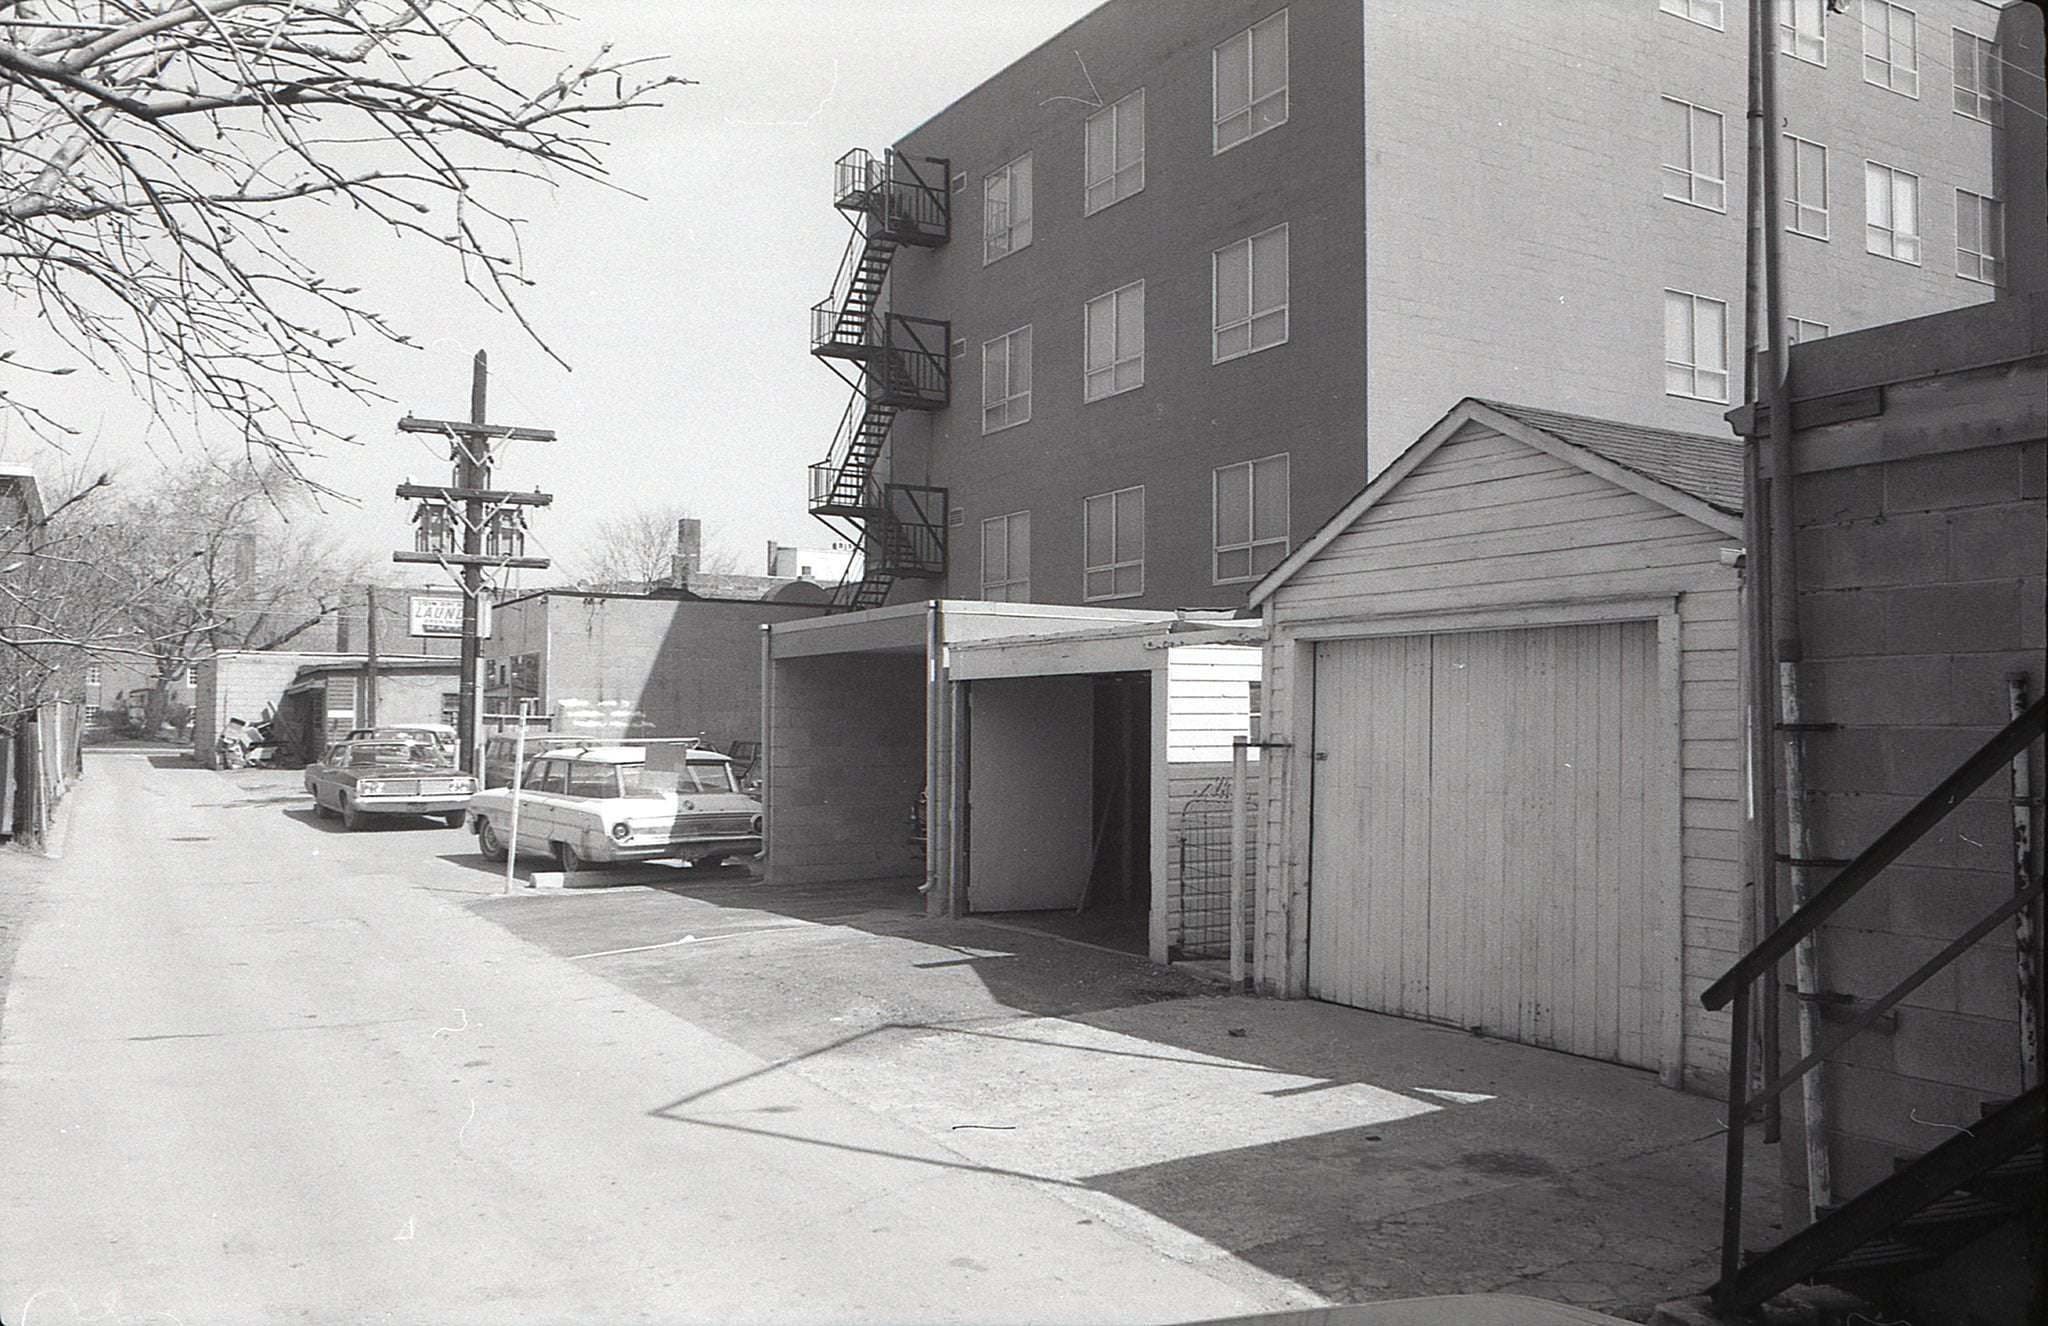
[1249,398,1745,607]
[767,600,1178,659]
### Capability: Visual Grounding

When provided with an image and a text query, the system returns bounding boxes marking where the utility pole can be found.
[393,351,555,774]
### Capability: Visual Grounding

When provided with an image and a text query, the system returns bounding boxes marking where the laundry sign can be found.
[408,593,491,639]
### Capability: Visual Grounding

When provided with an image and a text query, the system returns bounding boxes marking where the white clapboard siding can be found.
[1166,645,1261,763]
[1261,419,1742,1092]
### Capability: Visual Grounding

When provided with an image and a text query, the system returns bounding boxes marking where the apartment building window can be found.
[1777,0,1825,65]
[1788,317,1829,344]
[1658,0,1724,30]
[1214,454,1289,583]
[1664,290,1729,403]
[1213,224,1288,363]
[1785,135,1828,238]
[1660,98,1725,211]
[981,512,1030,602]
[982,326,1032,433]
[1084,281,1145,401]
[1214,9,1288,153]
[85,664,102,687]
[1952,29,2002,124]
[1861,1,1918,96]
[1955,189,2005,286]
[1083,486,1144,601]
[983,153,1032,264]
[1864,161,1920,264]
[1085,89,1145,214]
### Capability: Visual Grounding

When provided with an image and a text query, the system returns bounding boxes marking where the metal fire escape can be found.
[808,149,952,612]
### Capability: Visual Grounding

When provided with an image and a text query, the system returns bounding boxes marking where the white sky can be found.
[3,1,1101,585]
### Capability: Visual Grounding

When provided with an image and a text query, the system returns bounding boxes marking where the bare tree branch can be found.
[3,1,692,471]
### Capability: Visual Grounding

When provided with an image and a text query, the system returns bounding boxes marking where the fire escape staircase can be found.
[1703,696,2047,1315]
[807,148,952,612]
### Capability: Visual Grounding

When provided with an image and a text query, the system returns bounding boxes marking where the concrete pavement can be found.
[0,755,1316,1324]
[465,852,1789,1318]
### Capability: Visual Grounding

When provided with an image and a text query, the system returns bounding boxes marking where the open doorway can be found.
[964,671,1153,956]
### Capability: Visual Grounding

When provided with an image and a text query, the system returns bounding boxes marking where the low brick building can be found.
[483,588,830,751]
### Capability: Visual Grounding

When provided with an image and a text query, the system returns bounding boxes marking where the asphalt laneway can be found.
[0,754,1312,1325]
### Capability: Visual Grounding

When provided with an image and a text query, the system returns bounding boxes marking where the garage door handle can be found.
[1313,752,1328,761]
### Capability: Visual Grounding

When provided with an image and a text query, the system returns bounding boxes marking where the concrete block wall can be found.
[765,652,925,886]
[1781,414,2045,1199]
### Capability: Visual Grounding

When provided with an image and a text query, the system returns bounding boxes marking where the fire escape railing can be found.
[1703,695,2047,1311]
[807,147,951,612]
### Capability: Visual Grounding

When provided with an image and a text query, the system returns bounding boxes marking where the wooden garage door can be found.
[1307,623,1662,1069]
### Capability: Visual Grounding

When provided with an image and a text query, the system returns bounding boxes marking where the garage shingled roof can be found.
[1477,400,1745,514]
[1249,397,1748,607]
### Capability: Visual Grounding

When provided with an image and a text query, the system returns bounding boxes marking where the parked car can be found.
[479,732,704,789]
[304,739,478,831]
[345,723,457,758]
[464,744,761,876]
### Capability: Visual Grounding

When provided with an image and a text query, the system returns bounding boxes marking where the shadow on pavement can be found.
[461,872,1767,1316]
[279,806,468,835]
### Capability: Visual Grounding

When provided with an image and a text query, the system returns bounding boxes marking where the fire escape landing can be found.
[808,149,951,612]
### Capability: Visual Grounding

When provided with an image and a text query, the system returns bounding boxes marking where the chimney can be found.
[670,517,702,587]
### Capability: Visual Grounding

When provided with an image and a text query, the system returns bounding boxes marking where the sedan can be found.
[304,740,479,831]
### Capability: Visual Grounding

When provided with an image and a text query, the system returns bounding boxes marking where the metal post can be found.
[455,352,491,777]
[504,699,531,895]
[2012,675,2042,1088]
[1717,982,1753,1310]
[1757,0,1830,1219]
[1230,735,1248,992]
[364,584,380,727]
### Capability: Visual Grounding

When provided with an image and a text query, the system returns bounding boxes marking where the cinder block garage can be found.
[1249,400,1746,1092]
[761,603,1261,965]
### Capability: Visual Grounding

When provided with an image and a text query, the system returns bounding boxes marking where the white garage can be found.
[1248,399,1746,1092]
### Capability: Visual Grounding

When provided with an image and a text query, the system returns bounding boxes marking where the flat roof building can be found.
[804,0,2042,612]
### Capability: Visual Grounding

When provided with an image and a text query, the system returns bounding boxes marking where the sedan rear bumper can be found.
[354,795,473,817]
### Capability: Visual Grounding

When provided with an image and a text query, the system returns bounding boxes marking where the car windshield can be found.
[619,761,739,796]
[345,743,424,768]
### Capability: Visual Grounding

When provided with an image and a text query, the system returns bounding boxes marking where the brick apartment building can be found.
[807,0,2042,612]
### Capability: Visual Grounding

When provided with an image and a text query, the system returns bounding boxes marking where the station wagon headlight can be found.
[358,780,388,796]
[750,814,763,834]
[611,822,633,842]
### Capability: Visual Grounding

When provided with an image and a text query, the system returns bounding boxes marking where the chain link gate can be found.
[1174,795,1255,961]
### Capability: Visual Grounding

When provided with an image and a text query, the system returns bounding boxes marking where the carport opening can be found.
[965,671,1151,957]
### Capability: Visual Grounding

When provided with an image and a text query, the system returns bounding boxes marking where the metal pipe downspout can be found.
[1758,0,1832,1216]
[1740,12,1783,1146]
[924,600,943,914]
